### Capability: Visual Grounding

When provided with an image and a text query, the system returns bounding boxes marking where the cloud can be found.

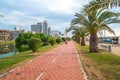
[0,0,90,33]
[0,10,46,26]
[16,0,88,15]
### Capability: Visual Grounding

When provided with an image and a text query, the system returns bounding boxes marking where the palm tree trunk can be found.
[89,33,98,52]
[76,37,80,44]
[81,37,85,46]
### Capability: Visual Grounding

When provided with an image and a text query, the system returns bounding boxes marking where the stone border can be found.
[76,50,88,80]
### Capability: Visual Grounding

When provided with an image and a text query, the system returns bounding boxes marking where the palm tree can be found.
[71,8,120,52]
[74,27,88,46]
[72,28,81,44]
[84,0,120,13]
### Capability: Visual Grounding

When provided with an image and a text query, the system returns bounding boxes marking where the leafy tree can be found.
[49,39,55,46]
[40,33,47,42]
[15,38,22,49]
[28,37,40,52]
[61,37,66,42]
[56,37,61,44]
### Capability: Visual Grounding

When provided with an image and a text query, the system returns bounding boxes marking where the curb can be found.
[76,50,88,80]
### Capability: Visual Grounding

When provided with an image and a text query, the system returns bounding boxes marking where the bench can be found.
[100,44,111,52]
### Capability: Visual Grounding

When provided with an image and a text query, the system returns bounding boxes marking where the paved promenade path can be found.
[0,41,85,80]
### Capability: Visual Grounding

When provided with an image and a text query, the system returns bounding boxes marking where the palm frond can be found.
[101,24,115,35]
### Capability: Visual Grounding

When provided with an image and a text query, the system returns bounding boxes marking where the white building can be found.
[51,30,62,37]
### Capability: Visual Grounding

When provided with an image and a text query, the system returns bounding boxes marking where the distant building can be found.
[9,30,25,40]
[31,24,41,33]
[37,22,43,32]
[51,30,62,37]
[47,27,51,36]
[14,27,21,31]
[27,31,36,34]
[0,30,10,41]
[31,20,48,35]
[43,20,48,35]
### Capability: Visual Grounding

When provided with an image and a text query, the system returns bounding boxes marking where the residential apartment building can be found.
[0,30,10,41]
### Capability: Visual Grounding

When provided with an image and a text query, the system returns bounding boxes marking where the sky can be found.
[0,0,120,36]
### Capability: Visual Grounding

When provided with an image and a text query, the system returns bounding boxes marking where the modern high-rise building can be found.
[31,22,43,33]
[37,22,43,32]
[47,27,51,36]
[31,20,48,35]
[43,20,48,35]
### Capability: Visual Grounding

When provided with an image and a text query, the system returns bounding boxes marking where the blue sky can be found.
[0,0,120,36]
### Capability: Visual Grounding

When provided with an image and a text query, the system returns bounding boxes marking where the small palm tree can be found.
[72,8,120,52]
[72,27,88,46]
[72,29,81,44]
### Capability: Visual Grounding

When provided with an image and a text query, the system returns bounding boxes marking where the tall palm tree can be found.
[71,8,120,52]
[84,0,120,13]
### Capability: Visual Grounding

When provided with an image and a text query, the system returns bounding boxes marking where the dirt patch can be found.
[75,43,106,80]
[79,53,106,80]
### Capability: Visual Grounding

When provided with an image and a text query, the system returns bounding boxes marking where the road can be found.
[0,41,85,80]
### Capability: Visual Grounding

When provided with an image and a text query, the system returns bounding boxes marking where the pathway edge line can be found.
[75,50,88,80]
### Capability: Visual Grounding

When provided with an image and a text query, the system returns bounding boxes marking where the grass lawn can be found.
[0,43,62,74]
[75,42,120,80]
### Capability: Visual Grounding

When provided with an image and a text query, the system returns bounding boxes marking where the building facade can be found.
[51,30,61,37]
[0,30,10,41]
[43,20,48,35]
[47,27,51,36]
[9,30,24,40]
[31,20,48,35]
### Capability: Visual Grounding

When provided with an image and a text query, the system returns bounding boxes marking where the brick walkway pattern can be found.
[0,41,85,80]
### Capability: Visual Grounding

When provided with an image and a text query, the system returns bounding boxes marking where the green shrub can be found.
[28,37,40,52]
[17,45,29,52]
[56,38,61,44]
[41,42,49,46]
[61,37,66,42]
[49,39,55,46]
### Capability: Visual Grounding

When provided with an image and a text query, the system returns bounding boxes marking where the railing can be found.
[100,44,111,52]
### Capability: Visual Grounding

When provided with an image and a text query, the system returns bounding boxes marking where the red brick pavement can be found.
[0,41,85,80]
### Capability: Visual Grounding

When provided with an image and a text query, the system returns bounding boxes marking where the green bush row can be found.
[15,33,66,52]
